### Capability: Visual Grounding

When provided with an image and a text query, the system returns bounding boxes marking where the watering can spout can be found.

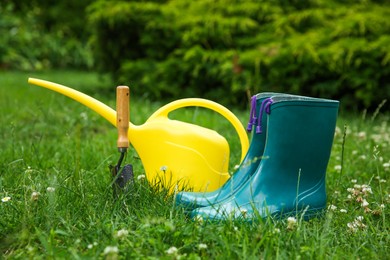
[28,78,126,128]
[28,78,249,192]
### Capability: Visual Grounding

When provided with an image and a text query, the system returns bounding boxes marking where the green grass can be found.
[1,70,389,259]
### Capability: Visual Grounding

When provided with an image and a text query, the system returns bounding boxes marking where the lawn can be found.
[0,70,389,259]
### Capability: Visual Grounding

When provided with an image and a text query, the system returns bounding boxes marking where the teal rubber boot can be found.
[175,93,280,211]
[191,95,339,221]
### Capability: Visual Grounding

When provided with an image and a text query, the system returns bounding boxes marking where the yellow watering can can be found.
[28,78,249,192]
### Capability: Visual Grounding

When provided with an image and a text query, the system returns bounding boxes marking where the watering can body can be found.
[28,78,249,192]
[131,118,230,191]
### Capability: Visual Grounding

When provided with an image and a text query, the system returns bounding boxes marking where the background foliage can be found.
[1,0,389,110]
[88,0,390,109]
[0,0,93,70]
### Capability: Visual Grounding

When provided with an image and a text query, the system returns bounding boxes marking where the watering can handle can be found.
[148,98,249,162]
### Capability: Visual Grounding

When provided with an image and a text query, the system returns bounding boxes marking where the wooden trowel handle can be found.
[116,86,130,151]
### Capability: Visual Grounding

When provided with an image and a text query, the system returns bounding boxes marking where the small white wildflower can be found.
[198,243,207,250]
[334,165,342,171]
[347,215,366,233]
[93,242,98,246]
[359,155,367,160]
[160,166,168,172]
[354,184,362,189]
[46,187,55,192]
[340,209,348,213]
[137,174,146,181]
[380,204,385,209]
[347,222,357,233]
[361,199,369,207]
[240,209,248,218]
[357,132,366,139]
[233,226,238,232]
[194,215,203,223]
[87,244,93,249]
[347,188,354,193]
[166,246,178,255]
[287,217,297,230]
[31,191,40,201]
[80,112,88,121]
[379,179,387,183]
[1,196,11,202]
[347,194,353,199]
[361,185,372,194]
[25,166,33,174]
[352,150,358,155]
[328,204,337,211]
[115,229,129,239]
[364,207,372,213]
[274,228,281,233]
[103,246,119,255]
[383,162,390,168]
[351,179,357,183]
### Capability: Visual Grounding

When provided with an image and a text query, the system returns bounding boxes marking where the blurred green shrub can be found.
[88,0,390,110]
[0,1,93,70]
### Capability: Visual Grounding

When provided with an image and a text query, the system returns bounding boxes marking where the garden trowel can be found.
[111,86,133,196]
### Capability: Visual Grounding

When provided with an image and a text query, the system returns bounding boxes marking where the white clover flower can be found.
[334,165,342,171]
[194,215,203,223]
[354,184,362,189]
[357,132,366,139]
[383,162,390,168]
[25,166,33,174]
[103,246,119,255]
[240,209,248,218]
[198,243,208,250]
[340,209,348,213]
[1,196,11,202]
[351,179,357,183]
[160,166,168,172]
[328,204,337,211]
[137,174,146,181]
[347,216,366,233]
[166,246,178,255]
[380,204,385,209]
[287,217,297,230]
[361,199,369,207]
[87,244,93,249]
[347,222,357,233]
[31,191,40,201]
[359,155,367,160]
[361,185,372,195]
[115,229,129,239]
[379,179,387,183]
[233,226,238,232]
[46,187,55,192]
[274,228,281,233]
[80,112,88,121]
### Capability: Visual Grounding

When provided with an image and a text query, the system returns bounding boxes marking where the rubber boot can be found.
[175,93,281,211]
[191,95,339,221]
